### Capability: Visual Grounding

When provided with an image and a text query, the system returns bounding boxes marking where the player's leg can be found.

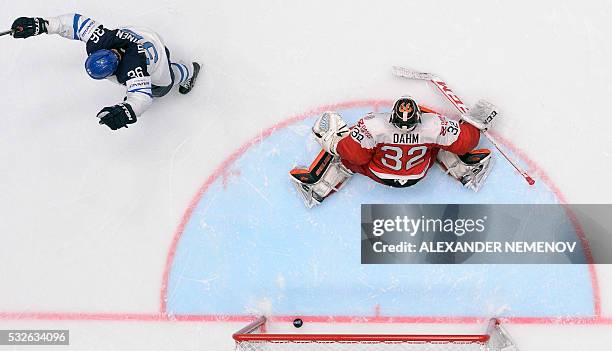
[171,60,201,94]
[289,150,353,208]
[150,47,175,97]
[165,51,201,95]
[152,47,201,96]
[437,148,493,192]
[340,159,393,185]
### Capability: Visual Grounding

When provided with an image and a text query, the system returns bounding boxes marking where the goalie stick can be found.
[392,66,535,186]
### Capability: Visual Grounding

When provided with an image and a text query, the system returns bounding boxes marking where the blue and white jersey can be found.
[46,13,173,117]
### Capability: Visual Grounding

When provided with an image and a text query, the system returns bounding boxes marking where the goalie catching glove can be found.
[461,99,499,131]
[312,112,349,155]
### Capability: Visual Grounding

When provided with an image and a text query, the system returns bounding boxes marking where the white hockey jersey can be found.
[45,13,173,116]
[336,109,480,183]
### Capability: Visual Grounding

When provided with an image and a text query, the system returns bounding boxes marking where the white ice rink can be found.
[1,0,612,350]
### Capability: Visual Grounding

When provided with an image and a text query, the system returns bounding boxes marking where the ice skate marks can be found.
[163,100,595,320]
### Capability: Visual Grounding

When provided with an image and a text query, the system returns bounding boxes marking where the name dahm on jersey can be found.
[393,133,419,144]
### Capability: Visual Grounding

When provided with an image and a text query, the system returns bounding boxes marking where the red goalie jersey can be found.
[336,107,480,187]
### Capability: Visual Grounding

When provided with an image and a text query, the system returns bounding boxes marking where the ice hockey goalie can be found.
[290,96,499,208]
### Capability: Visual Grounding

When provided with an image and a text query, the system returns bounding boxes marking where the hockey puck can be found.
[293,318,303,328]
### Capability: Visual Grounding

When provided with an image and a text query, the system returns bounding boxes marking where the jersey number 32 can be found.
[380,145,427,171]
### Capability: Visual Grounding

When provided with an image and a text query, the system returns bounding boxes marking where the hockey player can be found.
[290,96,498,207]
[10,14,201,130]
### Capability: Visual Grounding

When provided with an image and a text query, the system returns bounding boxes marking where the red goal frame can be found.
[233,316,513,346]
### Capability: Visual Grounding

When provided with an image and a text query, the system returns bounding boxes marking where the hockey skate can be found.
[179,62,202,94]
[437,149,493,192]
[289,150,353,208]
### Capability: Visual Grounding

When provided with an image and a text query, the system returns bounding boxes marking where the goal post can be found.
[233,316,517,351]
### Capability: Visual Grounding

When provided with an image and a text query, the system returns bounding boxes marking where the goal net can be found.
[233,317,517,351]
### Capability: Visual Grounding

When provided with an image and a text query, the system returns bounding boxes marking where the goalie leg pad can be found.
[437,149,493,192]
[290,150,353,208]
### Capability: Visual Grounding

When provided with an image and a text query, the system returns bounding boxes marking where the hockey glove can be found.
[461,99,499,131]
[11,17,48,38]
[97,103,137,130]
[312,111,349,156]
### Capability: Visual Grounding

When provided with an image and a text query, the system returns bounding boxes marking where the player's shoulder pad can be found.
[418,112,461,145]
[419,112,443,127]
[355,112,390,135]
[361,112,390,130]
[350,112,390,149]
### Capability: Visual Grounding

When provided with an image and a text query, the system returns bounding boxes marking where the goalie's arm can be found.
[439,99,499,154]
[336,132,375,165]
[438,121,480,155]
[313,112,374,165]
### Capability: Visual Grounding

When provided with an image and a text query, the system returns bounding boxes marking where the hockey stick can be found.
[0,29,14,37]
[392,66,535,186]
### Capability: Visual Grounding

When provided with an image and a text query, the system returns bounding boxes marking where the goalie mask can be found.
[390,96,421,131]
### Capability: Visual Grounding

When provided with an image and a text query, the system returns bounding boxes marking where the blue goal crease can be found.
[165,105,594,318]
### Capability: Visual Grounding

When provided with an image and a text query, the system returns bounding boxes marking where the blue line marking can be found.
[165,105,594,318]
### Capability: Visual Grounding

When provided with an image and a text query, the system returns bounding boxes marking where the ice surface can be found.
[0,0,611,350]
